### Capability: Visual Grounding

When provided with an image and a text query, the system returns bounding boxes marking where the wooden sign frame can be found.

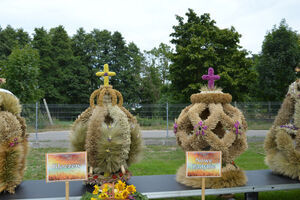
[186,151,222,200]
[46,151,88,183]
[186,151,222,178]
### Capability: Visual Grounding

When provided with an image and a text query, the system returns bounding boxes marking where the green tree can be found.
[0,25,30,60]
[169,9,256,103]
[256,19,300,101]
[49,26,90,104]
[124,42,143,103]
[144,43,173,103]
[89,29,143,104]
[2,45,42,103]
[36,26,70,103]
[140,65,161,104]
[32,27,53,100]
[145,43,172,84]
[72,28,98,95]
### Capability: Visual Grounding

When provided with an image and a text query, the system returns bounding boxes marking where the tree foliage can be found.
[0,25,30,60]
[2,45,42,103]
[2,18,299,105]
[169,9,257,103]
[32,27,54,100]
[145,43,172,84]
[79,29,144,104]
[256,20,300,101]
[143,43,173,103]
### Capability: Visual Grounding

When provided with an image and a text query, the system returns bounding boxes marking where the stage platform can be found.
[1,170,300,200]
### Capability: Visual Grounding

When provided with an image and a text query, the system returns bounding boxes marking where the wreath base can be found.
[85,170,132,185]
[176,163,247,188]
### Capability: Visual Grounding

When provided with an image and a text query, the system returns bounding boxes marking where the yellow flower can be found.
[92,185,100,194]
[126,185,136,194]
[91,198,97,200]
[98,192,109,199]
[114,192,123,199]
[94,185,100,190]
[102,184,109,193]
[115,180,126,191]
[92,189,98,195]
[121,190,129,199]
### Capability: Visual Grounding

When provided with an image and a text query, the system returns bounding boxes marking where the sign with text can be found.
[46,151,87,182]
[186,151,222,177]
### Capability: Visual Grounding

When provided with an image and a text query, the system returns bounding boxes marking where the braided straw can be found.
[115,90,124,106]
[97,88,108,106]
[107,88,117,106]
[89,85,124,107]
[89,89,102,107]
[176,100,247,164]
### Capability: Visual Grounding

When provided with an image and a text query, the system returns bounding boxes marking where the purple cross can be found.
[234,121,240,135]
[202,67,220,89]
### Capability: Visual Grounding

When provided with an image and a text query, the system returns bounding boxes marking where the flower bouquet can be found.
[89,180,148,200]
[87,171,132,186]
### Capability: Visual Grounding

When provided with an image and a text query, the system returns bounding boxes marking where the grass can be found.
[247,120,273,130]
[129,146,185,175]
[23,142,267,180]
[24,143,300,199]
[27,120,73,133]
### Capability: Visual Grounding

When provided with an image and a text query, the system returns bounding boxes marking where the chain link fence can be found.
[21,102,282,131]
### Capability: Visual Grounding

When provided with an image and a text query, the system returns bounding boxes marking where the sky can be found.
[0,0,299,54]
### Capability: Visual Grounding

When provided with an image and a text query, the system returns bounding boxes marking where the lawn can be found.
[24,143,300,200]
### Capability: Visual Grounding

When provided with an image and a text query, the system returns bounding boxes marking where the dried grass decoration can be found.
[70,64,142,185]
[174,68,248,188]
[264,79,300,180]
[0,88,28,193]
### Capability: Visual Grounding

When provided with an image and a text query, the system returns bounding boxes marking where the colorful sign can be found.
[46,152,87,182]
[186,151,222,177]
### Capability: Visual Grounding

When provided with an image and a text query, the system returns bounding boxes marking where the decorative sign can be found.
[186,151,222,177]
[46,152,87,182]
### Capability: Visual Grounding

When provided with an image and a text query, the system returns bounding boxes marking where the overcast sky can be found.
[0,0,299,54]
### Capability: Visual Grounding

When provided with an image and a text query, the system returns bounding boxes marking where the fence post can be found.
[43,98,53,125]
[35,102,39,144]
[166,102,169,138]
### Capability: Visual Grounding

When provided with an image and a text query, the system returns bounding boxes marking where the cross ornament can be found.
[202,67,220,90]
[96,64,116,86]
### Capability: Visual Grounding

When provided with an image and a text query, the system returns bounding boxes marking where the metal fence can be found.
[21,102,282,130]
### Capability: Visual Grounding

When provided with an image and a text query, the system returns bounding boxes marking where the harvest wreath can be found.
[0,78,28,194]
[174,68,248,188]
[264,79,300,180]
[70,64,142,185]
